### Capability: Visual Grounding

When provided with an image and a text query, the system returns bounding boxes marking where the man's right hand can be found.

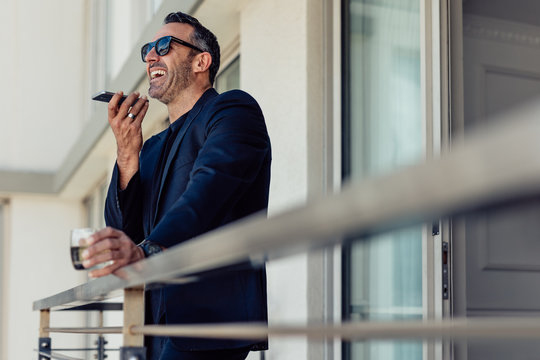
[81,227,146,279]
[108,91,150,189]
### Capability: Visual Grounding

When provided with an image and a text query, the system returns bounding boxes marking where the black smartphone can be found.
[92,91,127,105]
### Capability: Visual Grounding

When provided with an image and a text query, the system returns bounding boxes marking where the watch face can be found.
[143,241,162,257]
[147,243,162,255]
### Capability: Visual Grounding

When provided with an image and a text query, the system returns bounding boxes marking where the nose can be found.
[145,45,159,63]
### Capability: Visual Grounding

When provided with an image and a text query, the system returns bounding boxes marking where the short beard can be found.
[149,55,194,104]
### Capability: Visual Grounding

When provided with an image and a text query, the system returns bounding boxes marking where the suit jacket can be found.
[104,88,271,350]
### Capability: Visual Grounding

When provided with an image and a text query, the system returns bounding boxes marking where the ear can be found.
[192,52,212,75]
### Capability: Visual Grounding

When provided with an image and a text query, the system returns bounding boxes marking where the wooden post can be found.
[123,286,144,346]
[39,309,50,338]
[120,286,146,359]
[38,309,51,360]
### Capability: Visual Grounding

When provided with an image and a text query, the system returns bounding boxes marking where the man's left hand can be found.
[81,227,145,278]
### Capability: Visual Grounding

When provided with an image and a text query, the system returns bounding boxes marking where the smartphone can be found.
[92,91,127,105]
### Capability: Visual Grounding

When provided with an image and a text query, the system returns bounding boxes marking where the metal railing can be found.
[34,114,540,359]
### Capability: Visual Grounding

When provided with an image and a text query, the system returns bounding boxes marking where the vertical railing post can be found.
[96,310,108,360]
[38,309,51,360]
[119,286,146,360]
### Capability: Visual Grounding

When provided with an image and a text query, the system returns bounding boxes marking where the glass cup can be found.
[70,228,113,271]
[70,228,97,270]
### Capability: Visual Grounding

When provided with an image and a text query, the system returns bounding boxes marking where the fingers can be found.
[83,248,114,270]
[82,241,118,269]
[108,91,149,124]
[118,92,142,118]
[108,91,138,123]
[82,228,123,264]
[108,91,124,119]
[81,227,144,278]
[88,261,123,279]
[88,226,121,243]
[127,96,149,122]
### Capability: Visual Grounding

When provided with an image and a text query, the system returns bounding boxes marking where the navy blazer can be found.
[104,88,271,351]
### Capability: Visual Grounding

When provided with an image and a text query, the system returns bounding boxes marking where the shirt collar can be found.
[169,110,189,133]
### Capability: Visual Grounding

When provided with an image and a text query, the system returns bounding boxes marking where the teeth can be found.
[150,70,166,79]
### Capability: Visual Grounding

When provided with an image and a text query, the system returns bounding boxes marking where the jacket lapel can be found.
[152,88,218,227]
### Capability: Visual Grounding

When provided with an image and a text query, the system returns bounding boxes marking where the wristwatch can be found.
[138,240,163,257]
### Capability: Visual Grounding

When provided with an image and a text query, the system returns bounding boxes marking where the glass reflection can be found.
[345,0,423,359]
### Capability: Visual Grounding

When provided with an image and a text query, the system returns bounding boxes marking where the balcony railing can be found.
[33,114,540,360]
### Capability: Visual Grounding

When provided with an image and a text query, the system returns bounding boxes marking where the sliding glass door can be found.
[343,1,425,359]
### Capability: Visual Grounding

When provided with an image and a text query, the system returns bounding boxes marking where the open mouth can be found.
[150,70,166,80]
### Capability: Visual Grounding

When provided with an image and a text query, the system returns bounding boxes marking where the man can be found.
[81,11,271,360]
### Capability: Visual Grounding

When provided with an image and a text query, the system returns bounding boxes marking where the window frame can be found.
[340,0,445,359]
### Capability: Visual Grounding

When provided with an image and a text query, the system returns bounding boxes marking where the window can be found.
[88,0,156,114]
[83,182,108,231]
[342,0,423,359]
[107,0,154,80]
[215,56,241,93]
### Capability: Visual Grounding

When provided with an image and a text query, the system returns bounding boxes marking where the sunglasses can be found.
[141,36,204,62]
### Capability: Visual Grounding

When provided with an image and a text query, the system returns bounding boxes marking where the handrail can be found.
[34,114,540,312]
[33,112,540,360]
[132,318,540,340]
[42,317,540,340]
[43,327,122,334]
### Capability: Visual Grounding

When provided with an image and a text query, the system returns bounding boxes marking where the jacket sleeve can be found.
[147,92,271,248]
[104,163,145,244]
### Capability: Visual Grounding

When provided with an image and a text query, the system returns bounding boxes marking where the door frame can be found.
[340,0,447,359]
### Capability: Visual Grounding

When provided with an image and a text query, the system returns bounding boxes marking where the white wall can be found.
[0,1,94,357]
[241,0,310,359]
[0,0,86,172]
[241,0,309,211]
[5,196,87,360]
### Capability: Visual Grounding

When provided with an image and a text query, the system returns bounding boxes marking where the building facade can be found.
[1,0,540,359]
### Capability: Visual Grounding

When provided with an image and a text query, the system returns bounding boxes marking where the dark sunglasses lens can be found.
[141,43,152,62]
[156,37,171,56]
[140,37,173,62]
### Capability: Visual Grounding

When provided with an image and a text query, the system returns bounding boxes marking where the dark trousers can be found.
[148,336,251,360]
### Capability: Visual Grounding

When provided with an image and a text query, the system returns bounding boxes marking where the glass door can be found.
[342,0,426,359]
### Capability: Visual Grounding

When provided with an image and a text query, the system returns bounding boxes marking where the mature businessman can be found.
[80,11,271,360]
